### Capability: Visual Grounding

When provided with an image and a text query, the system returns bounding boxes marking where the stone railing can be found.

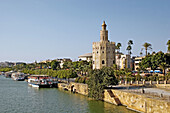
[119,80,170,85]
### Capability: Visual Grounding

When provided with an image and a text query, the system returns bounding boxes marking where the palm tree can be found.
[116,43,122,53]
[140,52,142,56]
[143,42,152,56]
[159,62,166,77]
[167,40,170,52]
[140,48,143,56]
[128,40,133,45]
[126,45,132,55]
[126,40,133,55]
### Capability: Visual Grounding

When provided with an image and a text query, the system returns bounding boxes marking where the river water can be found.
[0,76,136,113]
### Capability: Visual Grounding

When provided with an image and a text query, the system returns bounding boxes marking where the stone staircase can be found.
[107,89,121,105]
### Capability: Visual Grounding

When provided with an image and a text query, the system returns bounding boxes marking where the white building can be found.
[134,56,145,71]
[78,53,92,62]
[116,54,131,69]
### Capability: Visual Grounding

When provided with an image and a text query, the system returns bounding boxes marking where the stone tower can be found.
[92,21,115,69]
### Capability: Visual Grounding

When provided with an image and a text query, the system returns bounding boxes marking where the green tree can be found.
[51,60,60,70]
[143,42,152,56]
[139,52,167,71]
[139,55,152,70]
[88,67,118,100]
[56,69,77,79]
[0,67,12,72]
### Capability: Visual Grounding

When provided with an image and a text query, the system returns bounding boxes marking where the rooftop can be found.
[78,53,92,58]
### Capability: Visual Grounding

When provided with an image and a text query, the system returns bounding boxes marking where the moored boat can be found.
[11,72,25,81]
[5,71,13,78]
[28,75,58,88]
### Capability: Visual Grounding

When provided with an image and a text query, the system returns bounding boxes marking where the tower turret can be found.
[100,21,108,42]
[102,21,107,30]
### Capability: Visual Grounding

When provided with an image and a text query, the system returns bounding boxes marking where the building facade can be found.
[134,56,145,71]
[92,21,116,69]
[116,54,131,69]
[78,53,92,62]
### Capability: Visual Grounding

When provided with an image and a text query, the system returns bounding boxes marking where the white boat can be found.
[28,75,57,88]
[11,72,25,81]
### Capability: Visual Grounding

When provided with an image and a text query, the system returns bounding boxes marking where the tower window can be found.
[102,60,105,64]
[102,51,104,53]
[97,51,98,54]
[103,36,104,40]
[113,60,115,64]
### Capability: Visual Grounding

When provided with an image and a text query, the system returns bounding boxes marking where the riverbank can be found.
[58,82,170,113]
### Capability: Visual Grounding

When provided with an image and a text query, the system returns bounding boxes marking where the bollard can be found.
[130,80,133,85]
[119,81,122,85]
[150,80,152,85]
[141,88,145,94]
[125,80,127,85]
[136,81,139,85]
[143,80,145,85]
[157,80,159,84]
[164,80,167,84]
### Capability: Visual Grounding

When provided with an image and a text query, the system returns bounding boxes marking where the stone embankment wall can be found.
[58,82,88,95]
[58,82,170,112]
[70,82,88,95]
[104,89,170,113]
[58,83,69,89]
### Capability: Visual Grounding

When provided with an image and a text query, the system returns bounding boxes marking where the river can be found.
[0,76,136,113]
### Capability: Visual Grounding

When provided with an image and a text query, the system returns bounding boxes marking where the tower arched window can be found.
[102,60,105,64]
[103,36,104,40]
[113,60,115,64]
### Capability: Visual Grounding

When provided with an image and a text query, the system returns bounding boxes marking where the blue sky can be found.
[0,0,170,63]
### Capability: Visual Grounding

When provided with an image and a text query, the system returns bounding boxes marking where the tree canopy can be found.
[51,60,60,70]
[88,67,118,100]
[139,52,169,75]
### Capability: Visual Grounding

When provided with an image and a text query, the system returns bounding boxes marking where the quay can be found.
[57,81,170,113]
